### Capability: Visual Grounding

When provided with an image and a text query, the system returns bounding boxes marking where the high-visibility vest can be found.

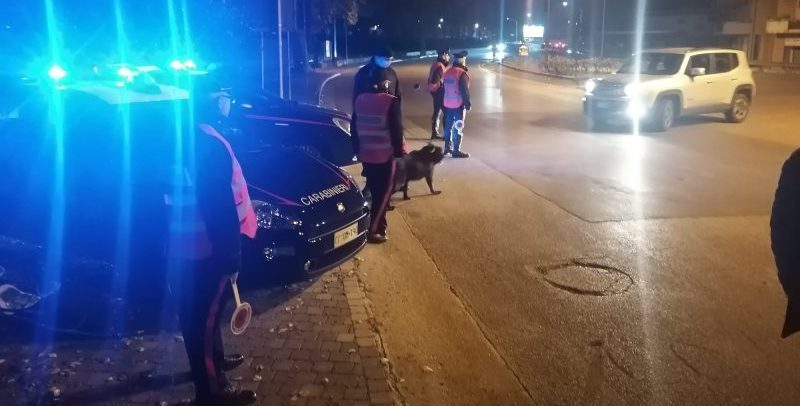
[355,93,396,164]
[443,66,469,109]
[428,61,446,92]
[166,125,257,260]
[198,124,257,239]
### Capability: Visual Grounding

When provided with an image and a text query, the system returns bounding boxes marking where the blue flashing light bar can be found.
[48,64,67,80]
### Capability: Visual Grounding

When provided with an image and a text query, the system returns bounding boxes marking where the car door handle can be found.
[731,78,738,81]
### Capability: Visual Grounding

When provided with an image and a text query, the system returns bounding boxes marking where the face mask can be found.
[375,56,392,68]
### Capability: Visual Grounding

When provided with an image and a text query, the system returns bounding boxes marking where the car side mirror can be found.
[689,67,706,77]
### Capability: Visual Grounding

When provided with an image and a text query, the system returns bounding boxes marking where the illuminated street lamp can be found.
[475,22,480,29]
[439,17,444,23]
[562,1,568,6]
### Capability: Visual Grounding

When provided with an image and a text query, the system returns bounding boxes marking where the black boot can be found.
[223,354,245,371]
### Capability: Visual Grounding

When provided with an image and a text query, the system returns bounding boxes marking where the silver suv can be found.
[583,48,756,132]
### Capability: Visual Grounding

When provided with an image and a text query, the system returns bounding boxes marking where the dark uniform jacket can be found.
[195,125,241,273]
[351,59,404,158]
[771,148,800,337]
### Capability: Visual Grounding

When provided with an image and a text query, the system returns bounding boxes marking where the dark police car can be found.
[0,69,366,278]
[231,91,356,167]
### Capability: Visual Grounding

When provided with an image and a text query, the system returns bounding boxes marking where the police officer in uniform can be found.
[168,82,258,406]
[772,148,800,338]
[428,49,450,140]
[353,45,401,102]
[352,51,405,243]
[352,45,406,223]
[442,51,471,158]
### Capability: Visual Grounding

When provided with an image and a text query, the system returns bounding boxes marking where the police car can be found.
[0,69,367,277]
[230,91,356,167]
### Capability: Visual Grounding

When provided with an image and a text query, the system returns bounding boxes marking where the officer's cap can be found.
[373,44,394,58]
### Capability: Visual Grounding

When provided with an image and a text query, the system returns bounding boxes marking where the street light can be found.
[439,17,444,23]
[475,22,480,29]
[562,1,568,6]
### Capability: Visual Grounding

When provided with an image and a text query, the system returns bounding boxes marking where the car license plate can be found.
[333,223,359,248]
[596,101,610,109]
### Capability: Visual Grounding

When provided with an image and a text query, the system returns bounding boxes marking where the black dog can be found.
[395,144,445,200]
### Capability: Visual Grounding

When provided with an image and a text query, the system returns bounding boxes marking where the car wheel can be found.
[725,93,750,123]
[650,98,675,132]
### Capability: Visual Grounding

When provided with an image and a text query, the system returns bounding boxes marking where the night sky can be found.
[361,0,716,36]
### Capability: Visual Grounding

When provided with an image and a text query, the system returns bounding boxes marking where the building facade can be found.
[721,0,800,64]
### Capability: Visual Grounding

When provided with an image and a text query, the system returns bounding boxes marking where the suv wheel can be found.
[725,93,750,123]
[650,98,675,132]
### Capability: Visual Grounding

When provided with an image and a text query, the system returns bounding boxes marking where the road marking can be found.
[318,73,342,106]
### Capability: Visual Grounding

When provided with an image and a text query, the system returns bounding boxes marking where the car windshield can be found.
[617,53,684,75]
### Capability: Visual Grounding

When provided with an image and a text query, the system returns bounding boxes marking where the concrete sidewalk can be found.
[0,264,398,406]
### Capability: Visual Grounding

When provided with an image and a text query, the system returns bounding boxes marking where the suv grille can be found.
[593,81,625,98]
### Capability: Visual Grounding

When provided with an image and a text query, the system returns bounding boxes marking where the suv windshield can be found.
[617,53,684,75]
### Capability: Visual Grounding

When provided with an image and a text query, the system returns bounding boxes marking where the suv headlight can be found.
[332,117,351,135]
[253,200,302,230]
[624,83,640,97]
[585,79,596,94]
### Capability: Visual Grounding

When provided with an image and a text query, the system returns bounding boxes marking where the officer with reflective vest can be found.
[442,50,472,158]
[167,82,257,406]
[428,49,450,140]
[352,78,405,244]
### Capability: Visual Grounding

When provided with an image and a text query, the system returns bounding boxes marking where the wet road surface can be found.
[325,59,800,405]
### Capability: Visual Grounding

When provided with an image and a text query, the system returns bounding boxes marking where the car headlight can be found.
[626,101,647,119]
[585,79,596,94]
[332,117,351,135]
[624,83,640,97]
[253,200,302,230]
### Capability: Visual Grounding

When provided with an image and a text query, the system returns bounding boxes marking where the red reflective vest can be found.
[428,61,446,92]
[355,93,396,164]
[443,66,469,109]
[199,124,257,239]
[167,125,257,260]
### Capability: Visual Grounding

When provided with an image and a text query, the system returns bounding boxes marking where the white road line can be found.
[318,72,343,106]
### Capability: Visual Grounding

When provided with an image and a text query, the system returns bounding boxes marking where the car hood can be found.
[290,101,349,120]
[240,147,359,210]
[599,73,672,85]
[234,94,349,123]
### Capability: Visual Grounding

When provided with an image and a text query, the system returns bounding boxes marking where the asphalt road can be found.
[325,58,800,405]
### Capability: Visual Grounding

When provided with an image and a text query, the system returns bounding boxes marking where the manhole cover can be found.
[536,260,633,296]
